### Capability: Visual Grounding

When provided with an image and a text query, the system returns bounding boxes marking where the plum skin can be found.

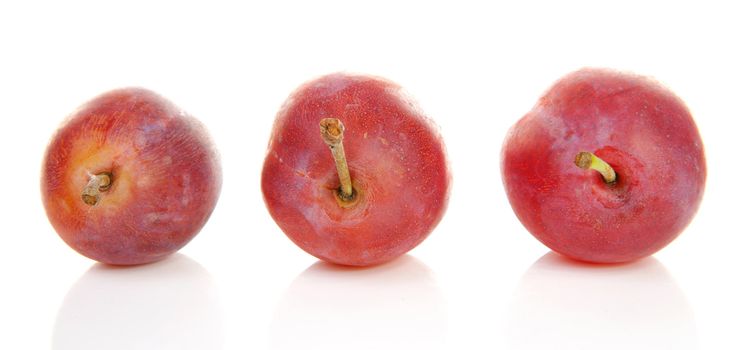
[262,73,451,266]
[501,68,706,263]
[41,88,222,265]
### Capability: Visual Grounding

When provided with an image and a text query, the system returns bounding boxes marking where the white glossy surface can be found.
[507,254,697,349]
[53,255,223,350]
[1,0,753,349]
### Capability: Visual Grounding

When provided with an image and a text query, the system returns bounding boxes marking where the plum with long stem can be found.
[262,73,451,266]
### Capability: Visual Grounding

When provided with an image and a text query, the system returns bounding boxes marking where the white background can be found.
[1,1,752,349]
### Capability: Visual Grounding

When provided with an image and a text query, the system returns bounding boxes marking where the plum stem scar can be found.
[81,173,112,206]
[575,151,617,184]
[320,118,355,201]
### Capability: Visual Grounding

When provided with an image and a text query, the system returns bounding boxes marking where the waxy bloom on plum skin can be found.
[262,73,451,267]
[42,88,222,265]
[501,68,705,263]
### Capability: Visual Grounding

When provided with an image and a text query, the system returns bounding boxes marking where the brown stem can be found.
[575,151,616,184]
[81,173,112,206]
[320,118,354,201]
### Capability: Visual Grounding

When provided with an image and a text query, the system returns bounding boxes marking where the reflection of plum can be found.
[53,254,222,350]
[271,256,446,350]
[506,253,697,350]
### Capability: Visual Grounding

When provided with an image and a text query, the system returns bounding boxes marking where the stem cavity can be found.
[81,173,112,206]
[575,151,617,184]
[320,118,355,201]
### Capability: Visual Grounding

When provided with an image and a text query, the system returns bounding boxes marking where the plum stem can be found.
[575,151,617,184]
[320,118,354,201]
[81,173,112,206]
